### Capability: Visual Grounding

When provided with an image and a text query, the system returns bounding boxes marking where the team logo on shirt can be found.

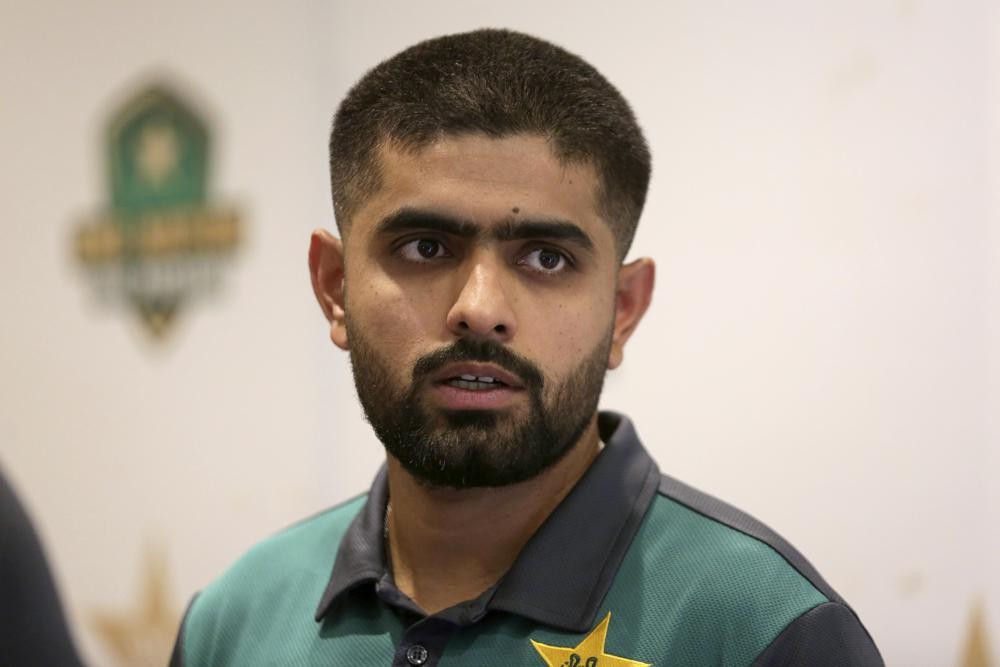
[531,612,651,666]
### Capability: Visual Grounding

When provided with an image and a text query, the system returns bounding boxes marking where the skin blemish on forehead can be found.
[512,207,520,214]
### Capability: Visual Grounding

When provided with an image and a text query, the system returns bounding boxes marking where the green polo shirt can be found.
[170,412,882,666]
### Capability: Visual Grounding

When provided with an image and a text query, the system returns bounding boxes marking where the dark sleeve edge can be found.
[750,601,884,666]
[168,592,200,667]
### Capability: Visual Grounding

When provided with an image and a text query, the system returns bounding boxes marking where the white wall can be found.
[1,2,996,666]
[986,0,1000,660]
[0,2,343,665]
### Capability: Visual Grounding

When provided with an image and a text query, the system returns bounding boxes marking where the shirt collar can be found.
[313,465,390,621]
[314,411,660,632]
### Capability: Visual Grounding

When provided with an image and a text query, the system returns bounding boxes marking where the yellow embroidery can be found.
[531,612,652,667]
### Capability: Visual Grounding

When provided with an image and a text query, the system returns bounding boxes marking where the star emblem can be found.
[531,612,651,667]
[91,545,181,667]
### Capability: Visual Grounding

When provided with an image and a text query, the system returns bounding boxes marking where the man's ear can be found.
[608,257,655,370]
[308,229,349,350]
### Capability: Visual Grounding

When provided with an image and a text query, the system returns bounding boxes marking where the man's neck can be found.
[384,415,603,616]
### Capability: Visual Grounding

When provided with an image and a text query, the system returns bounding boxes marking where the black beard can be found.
[346,323,612,488]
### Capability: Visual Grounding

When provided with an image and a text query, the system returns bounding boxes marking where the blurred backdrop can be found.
[1,1,997,665]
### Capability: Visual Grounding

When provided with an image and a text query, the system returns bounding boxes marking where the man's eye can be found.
[519,248,569,273]
[398,238,450,261]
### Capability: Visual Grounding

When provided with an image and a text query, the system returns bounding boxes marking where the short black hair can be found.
[329,28,651,259]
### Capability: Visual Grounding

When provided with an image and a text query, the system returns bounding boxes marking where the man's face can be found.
[337,134,621,487]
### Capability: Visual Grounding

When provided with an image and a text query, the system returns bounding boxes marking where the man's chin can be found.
[400,452,553,490]
[416,397,523,429]
[438,407,508,429]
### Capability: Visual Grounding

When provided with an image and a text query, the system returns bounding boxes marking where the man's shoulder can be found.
[176,493,368,666]
[602,472,882,665]
[209,492,368,592]
[652,473,842,603]
[613,473,833,618]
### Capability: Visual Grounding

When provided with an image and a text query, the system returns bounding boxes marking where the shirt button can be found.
[405,644,429,665]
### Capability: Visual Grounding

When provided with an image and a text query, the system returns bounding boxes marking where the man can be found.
[170,29,882,666]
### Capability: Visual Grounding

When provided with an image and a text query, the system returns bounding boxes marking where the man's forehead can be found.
[381,134,595,187]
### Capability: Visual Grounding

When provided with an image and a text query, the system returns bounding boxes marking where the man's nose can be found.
[445,254,517,342]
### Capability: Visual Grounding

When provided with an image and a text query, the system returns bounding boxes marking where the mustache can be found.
[411,338,544,391]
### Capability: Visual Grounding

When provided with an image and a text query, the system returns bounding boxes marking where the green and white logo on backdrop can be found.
[75,84,240,337]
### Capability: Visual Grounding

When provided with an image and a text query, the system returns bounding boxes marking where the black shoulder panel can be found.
[751,602,884,666]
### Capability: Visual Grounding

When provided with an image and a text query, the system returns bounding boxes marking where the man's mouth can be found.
[430,363,525,389]
[443,374,509,391]
[428,363,526,409]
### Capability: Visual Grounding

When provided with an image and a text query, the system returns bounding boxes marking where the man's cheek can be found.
[520,305,595,356]
[356,285,434,364]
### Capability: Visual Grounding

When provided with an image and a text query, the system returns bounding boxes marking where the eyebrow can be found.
[375,207,595,252]
[375,208,479,238]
